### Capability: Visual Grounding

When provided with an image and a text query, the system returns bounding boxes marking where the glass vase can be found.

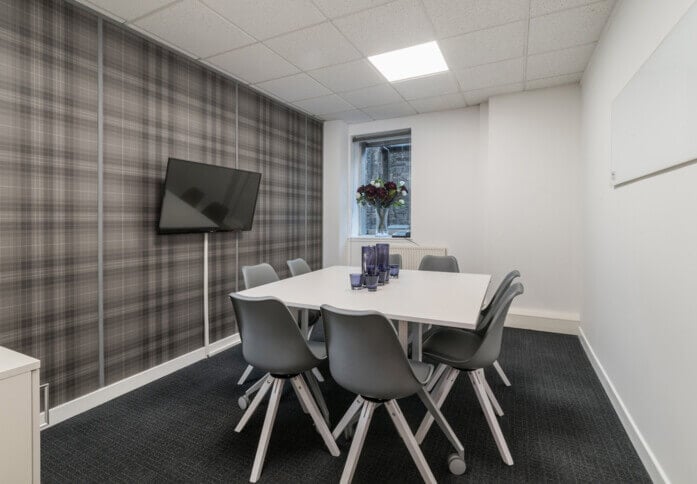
[375,206,389,237]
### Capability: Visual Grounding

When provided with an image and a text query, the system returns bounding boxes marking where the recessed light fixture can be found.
[368,41,449,82]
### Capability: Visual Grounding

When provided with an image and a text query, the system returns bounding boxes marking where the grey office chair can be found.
[230,294,339,483]
[236,264,281,409]
[286,258,322,329]
[415,283,524,466]
[321,305,466,483]
[287,258,312,277]
[478,270,520,387]
[388,253,402,268]
[418,255,460,273]
[237,265,279,385]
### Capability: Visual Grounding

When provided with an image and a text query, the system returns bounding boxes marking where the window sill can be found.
[349,235,414,242]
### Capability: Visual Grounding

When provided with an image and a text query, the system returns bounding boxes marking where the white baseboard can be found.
[578,327,668,484]
[506,308,580,335]
[41,334,241,429]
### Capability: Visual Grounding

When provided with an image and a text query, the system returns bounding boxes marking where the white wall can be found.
[581,1,697,482]
[486,86,582,320]
[322,84,582,327]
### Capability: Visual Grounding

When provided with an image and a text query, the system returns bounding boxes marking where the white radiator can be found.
[389,245,447,270]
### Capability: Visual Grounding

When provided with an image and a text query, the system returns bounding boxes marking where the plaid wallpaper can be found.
[0,0,323,406]
[0,0,100,405]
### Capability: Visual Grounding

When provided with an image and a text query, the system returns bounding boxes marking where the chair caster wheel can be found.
[238,395,250,410]
[448,454,466,475]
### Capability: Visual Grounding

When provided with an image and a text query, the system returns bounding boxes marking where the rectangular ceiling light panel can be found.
[368,41,448,82]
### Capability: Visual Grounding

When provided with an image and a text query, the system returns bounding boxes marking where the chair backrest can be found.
[388,253,402,268]
[477,270,521,330]
[321,305,423,400]
[418,255,460,273]
[229,294,320,374]
[467,283,524,369]
[287,258,312,277]
[242,263,279,289]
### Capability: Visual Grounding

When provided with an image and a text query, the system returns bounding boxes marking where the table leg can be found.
[300,309,309,338]
[398,321,408,354]
[413,324,423,361]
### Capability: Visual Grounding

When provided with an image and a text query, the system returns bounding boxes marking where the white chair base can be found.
[493,360,511,386]
[416,367,513,466]
[332,390,465,483]
[235,374,340,483]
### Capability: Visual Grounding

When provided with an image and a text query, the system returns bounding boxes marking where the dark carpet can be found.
[42,328,649,483]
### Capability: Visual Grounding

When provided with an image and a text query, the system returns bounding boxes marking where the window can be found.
[352,130,411,237]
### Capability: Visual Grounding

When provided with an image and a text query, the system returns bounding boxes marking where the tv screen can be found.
[158,158,262,234]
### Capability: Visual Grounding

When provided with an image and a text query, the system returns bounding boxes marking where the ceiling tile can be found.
[205,43,299,83]
[294,94,355,115]
[134,0,254,58]
[392,72,459,100]
[308,59,385,93]
[531,0,612,17]
[422,0,530,37]
[312,0,393,18]
[526,43,595,79]
[440,21,527,70]
[462,83,524,105]
[363,101,417,120]
[409,92,467,113]
[264,22,361,71]
[321,109,373,123]
[202,0,326,40]
[453,57,525,91]
[525,72,582,89]
[84,0,174,22]
[333,0,435,56]
[528,0,613,54]
[339,84,404,108]
[255,73,331,101]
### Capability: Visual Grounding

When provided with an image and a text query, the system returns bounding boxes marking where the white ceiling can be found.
[78,0,615,123]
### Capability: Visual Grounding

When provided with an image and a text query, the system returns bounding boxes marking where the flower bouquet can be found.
[355,178,408,236]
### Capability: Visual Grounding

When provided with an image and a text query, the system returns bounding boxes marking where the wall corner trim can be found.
[40,334,241,429]
[578,327,670,484]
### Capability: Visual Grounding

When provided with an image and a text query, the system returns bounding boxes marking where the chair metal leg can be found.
[311,367,325,383]
[416,367,459,444]
[493,360,511,387]
[250,378,284,483]
[235,376,274,433]
[238,364,254,385]
[416,389,465,459]
[245,372,270,397]
[304,371,330,425]
[482,374,504,417]
[468,369,513,465]
[340,401,375,484]
[332,395,364,440]
[290,376,340,457]
[385,400,437,484]
[426,363,447,392]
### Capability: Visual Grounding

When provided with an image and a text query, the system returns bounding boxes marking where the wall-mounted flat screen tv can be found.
[158,158,262,234]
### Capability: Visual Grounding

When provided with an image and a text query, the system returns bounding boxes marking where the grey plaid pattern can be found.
[1,0,323,406]
[0,0,100,406]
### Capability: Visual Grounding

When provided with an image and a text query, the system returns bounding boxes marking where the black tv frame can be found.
[157,158,262,234]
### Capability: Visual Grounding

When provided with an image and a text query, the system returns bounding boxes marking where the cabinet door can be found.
[0,372,32,482]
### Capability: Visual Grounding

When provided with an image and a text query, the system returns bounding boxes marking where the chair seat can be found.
[422,328,483,369]
[409,360,434,385]
[308,340,326,360]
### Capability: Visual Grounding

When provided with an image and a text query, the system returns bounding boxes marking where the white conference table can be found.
[236,265,491,359]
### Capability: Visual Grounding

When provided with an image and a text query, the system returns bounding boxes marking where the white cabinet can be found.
[0,346,40,484]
